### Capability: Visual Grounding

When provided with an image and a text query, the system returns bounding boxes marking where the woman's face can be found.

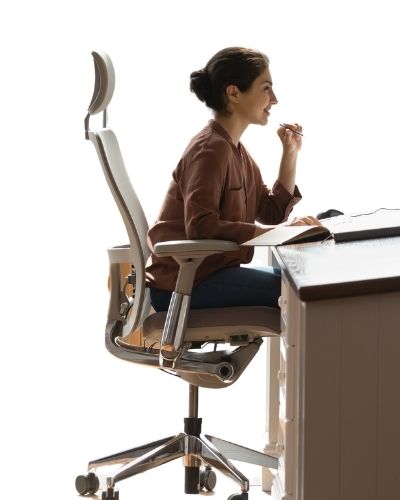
[235,68,278,126]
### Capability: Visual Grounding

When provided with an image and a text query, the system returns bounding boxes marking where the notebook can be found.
[242,209,400,246]
[242,224,330,246]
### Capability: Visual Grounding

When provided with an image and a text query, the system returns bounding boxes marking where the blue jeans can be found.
[149,265,281,312]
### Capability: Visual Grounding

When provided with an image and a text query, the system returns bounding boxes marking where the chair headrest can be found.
[87,50,115,115]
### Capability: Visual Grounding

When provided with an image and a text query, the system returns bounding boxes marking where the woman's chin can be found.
[250,114,269,126]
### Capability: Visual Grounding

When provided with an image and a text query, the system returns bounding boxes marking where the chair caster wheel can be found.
[227,493,248,500]
[102,487,119,500]
[75,472,100,495]
[200,465,217,491]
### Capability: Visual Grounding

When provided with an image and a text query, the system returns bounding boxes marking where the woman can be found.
[146,47,319,311]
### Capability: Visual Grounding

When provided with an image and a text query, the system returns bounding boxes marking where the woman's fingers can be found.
[280,123,303,134]
[289,216,322,226]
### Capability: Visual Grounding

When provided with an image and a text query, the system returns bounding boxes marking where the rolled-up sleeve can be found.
[256,180,302,225]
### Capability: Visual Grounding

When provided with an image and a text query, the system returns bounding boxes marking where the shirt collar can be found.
[209,119,242,151]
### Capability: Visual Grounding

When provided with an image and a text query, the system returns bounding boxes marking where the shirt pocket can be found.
[220,184,246,221]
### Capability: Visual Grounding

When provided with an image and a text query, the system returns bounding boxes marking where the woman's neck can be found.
[213,114,248,147]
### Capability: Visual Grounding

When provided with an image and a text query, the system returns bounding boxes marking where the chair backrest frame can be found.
[85,50,151,335]
[88,129,151,334]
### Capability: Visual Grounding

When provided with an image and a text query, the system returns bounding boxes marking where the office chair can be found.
[75,50,281,500]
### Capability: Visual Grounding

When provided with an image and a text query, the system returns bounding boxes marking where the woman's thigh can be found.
[150,265,281,311]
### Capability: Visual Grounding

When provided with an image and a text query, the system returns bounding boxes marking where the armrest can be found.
[107,244,134,263]
[155,239,240,366]
[153,239,240,258]
[154,238,239,295]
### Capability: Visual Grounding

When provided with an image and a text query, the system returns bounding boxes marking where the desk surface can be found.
[273,236,400,301]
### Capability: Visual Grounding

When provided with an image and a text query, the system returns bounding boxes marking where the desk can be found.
[266,237,400,500]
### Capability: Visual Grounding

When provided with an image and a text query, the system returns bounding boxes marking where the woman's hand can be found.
[277,123,302,195]
[277,123,303,155]
[252,216,322,238]
[285,215,323,227]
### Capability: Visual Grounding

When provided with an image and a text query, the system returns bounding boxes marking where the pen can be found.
[279,124,304,136]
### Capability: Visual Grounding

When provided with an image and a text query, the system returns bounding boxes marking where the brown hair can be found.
[190,47,269,113]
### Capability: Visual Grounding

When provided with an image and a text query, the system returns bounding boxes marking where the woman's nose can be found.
[271,90,278,105]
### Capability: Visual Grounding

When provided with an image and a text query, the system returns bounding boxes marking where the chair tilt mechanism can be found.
[75,50,281,500]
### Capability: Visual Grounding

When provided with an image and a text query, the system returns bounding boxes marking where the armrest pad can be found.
[153,239,240,258]
[107,245,133,263]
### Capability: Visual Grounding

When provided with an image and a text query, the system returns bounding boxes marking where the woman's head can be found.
[190,47,270,114]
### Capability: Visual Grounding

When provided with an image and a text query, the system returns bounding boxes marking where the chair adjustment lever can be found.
[126,271,136,285]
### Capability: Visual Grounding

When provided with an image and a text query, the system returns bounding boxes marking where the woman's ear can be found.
[225,84,240,103]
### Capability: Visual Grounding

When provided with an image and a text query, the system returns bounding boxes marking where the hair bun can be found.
[189,69,212,103]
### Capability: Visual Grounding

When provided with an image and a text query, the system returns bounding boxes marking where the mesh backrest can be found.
[88,129,150,330]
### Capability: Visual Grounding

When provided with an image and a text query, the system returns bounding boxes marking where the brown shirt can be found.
[146,120,301,291]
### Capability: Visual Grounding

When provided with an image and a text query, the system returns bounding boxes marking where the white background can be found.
[1,0,399,498]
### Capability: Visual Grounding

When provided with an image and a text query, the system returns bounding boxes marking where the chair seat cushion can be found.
[142,306,280,343]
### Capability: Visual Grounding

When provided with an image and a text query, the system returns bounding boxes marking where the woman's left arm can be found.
[277,123,303,195]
